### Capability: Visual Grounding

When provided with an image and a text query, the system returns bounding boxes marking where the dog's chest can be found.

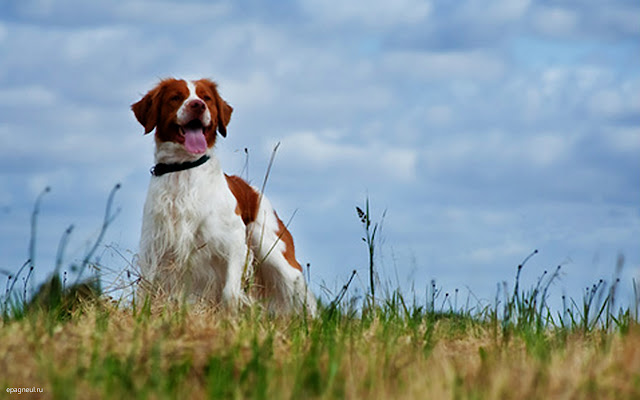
[142,163,243,258]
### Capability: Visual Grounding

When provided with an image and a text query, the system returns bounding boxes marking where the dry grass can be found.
[1,300,639,400]
[3,192,637,398]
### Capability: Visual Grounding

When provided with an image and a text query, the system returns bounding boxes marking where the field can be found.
[2,191,639,399]
[2,282,640,399]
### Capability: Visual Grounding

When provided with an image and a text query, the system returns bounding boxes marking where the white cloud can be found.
[62,27,128,62]
[0,22,7,43]
[540,68,569,96]
[15,0,56,18]
[575,67,610,91]
[600,7,640,35]
[588,89,624,117]
[26,170,72,198]
[0,85,57,107]
[529,3,640,39]
[527,134,570,168]
[0,177,13,206]
[116,1,231,23]
[301,0,431,27]
[531,7,579,37]
[586,79,640,119]
[468,240,531,264]
[383,50,505,81]
[14,0,231,24]
[607,127,640,153]
[425,105,453,125]
[423,130,572,172]
[276,131,417,182]
[223,72,277,108]
[460,0,531,23]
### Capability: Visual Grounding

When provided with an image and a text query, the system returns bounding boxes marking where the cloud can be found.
[382,49,506,81]
[468,241,532,265]
[421,129,573,180]
[0,0,638,307]
[458,0,531,24]
[301,0,431,27]
[531,7,579,37]
[0,22,7,43]
[116,1,231,23]
[530,2,640,39]
[587,79,640,120]
[276,131,418,182]
[215,71,278,109]
[424,105,453,125]
[11,0,231,25]
[607,127,640,153]
[0,85,57,107]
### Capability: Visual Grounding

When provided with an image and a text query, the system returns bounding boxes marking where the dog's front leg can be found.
[221,243,250,310]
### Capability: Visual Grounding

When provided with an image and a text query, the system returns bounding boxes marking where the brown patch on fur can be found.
[224,174,302,272]
[225,175,259,225]
[276,215,303,271]
[132,78,189,138]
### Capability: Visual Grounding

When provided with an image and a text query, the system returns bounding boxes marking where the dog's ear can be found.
[215,95,233,138]
[198,79,233,137]
[131,86,161,134]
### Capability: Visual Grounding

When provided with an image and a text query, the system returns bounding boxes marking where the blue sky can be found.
[1,0,639,310]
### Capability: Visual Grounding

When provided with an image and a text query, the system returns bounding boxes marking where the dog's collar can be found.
[150,154,211,177]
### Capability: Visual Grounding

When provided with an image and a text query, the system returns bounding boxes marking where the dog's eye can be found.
[170,94,182,102]
[203,95,212,101]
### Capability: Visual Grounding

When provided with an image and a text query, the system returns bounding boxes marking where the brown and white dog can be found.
[132,78,316,315]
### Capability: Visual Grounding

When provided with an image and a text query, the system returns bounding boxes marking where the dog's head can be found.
[132,78,233,155]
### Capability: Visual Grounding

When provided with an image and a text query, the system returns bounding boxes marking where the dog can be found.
[132,78,316,315]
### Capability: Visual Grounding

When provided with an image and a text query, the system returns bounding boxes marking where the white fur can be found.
[247,195,317,315]
[139,144,248,307]
[176,80,212,126]
[139,135,317,315]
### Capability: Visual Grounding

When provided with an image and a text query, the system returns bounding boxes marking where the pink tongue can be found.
[183,127,208,154]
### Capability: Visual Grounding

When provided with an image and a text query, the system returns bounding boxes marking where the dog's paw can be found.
[222,286,251,311]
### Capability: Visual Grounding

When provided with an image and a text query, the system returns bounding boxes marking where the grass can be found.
[1,193,639,399]
[2,296,640,399]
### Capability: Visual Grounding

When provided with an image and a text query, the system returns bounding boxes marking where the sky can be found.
[1,0,639,312]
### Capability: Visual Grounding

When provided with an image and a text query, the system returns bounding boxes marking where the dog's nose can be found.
[188,99,206,113]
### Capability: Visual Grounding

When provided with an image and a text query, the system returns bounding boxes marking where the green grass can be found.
[2,192,639,399]
[2,291,639,399]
